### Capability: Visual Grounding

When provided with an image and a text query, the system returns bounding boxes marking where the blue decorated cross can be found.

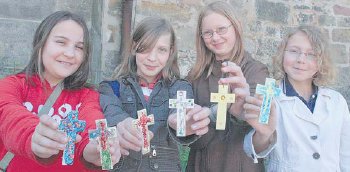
[89,119,117,170]
[169,91,194,137]
[58,110,86,165]
[256,78,281,124]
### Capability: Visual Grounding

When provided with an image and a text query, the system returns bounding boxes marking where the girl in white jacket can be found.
[243,25,350,171]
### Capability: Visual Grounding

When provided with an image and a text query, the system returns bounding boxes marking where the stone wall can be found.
[0,0,349,106]
[0,0,100,80]
[101,0,350,106]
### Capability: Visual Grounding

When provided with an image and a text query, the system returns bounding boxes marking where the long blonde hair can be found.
[187,1,244,81]
[112,17,179,83]
[273,25,336,86]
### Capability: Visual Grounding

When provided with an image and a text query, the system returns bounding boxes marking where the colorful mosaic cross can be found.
[133,109,154,154]
[256,78,281,124]
[169,91,194,137]
[58,110,86,165]
[211,84,235,130]
[89,119,117,170]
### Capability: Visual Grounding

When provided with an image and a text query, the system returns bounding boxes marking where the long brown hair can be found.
[273,25,336,86]
[24,11,91,89]
[187,1,244,81]
[112,17,179,83]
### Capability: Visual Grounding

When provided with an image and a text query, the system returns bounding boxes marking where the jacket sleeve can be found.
[242,61,273,162]
[74,89,105,169]
[98,81,130,127]
[0,76,38,161]
[167,79,200,145]
[243,129,277,163]
[243,99,279,163]
[340,93,350,171]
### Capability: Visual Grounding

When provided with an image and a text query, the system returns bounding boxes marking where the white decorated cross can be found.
[169,91,194,137]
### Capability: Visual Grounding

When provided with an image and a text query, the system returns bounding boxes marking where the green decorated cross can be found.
[256,78,281,124]
[89,119,117,170]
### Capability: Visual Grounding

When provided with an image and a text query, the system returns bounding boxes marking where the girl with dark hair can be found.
[0,11,120,172]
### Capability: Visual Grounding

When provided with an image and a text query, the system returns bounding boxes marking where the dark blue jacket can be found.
[99,76,195,172]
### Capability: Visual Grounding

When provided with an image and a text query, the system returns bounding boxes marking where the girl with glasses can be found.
[186,1,269,172]
[244,25,350,171]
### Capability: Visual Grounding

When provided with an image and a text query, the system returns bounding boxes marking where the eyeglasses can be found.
[201,24,232,39]
[284,49,317,61]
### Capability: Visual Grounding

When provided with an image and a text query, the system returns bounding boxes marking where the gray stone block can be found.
[0,0,55,20]
[0,19,38,70]
[266,26,277,36]
[256,0,289,24]
[297,13,314,24]
[335,66,350,88]
[294,5,310,10]
[330,44,347,64]
[337,17,350,27]
[332,29,350,43]
[107,0,123,17]
[256,38,279,58]
[319,15,336,26]
[102,50,120,79]
[335,67,350,107]
[312,6,323,12]
[55,0,93,22]
[336,85,350,109]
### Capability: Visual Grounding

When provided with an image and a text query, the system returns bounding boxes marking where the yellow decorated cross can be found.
[256,78,281,124]
[210,84,235,130]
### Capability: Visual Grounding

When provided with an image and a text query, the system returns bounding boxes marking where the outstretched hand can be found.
[83,137,121,167]
[243,94,277,153]
[31,115,79,159]
[116,117,154,156]
[218,61,250,118]
[168,104,210,136]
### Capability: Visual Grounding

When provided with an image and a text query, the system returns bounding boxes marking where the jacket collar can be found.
[278,81,332,125]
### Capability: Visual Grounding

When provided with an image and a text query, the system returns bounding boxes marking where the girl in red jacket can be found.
[0,11,121,172]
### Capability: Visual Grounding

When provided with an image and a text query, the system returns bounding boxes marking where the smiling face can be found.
[136,34,171,83]
[201,12,236,60]
[283,31,319,86]
[41,20,84,86]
